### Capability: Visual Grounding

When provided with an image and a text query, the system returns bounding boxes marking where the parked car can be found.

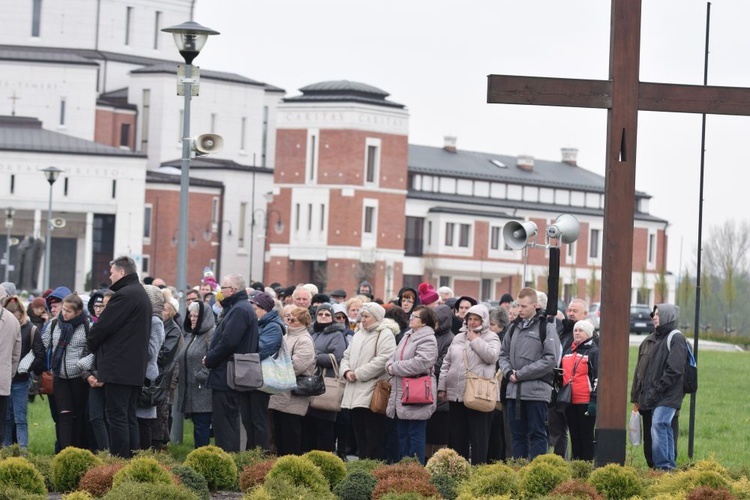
[588,302,601,331]
[630,304,655,334]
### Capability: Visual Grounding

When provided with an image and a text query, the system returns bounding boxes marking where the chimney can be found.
[517,155,534,172]
[443,136,457,153]
[561,147,578,165]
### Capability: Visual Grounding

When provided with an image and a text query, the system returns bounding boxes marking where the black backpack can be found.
[667,330,698,394]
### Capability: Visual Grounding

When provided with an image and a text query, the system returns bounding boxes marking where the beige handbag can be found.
[309,354,346,412]
[462,348,497,413]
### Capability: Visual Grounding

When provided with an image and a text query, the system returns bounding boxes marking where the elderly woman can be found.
[177,300,214,448]
[302,302,347,453]
[137,285,166,450]
[562,320,599,460]
[437,304,500,465]
[345,296,365,332]
[385,305,438,464]
[340,302,398,460]
[269,306,316,456]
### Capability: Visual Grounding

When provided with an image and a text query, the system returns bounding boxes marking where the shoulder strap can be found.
[666,329,680,351]
[30,325,37,346]
[538,316,547,345]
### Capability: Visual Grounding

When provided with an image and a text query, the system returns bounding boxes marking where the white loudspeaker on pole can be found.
[502,221,538,250]
[192,134,224,155]
[546,213,580,244]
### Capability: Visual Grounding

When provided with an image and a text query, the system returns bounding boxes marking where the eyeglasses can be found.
[285,316,299,324]
[410,314,422,320]
[93,304,105,309]
[220,285,233,291]
[317,312,332,317]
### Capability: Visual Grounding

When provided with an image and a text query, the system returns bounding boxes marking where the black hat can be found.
[312,293,331,305]
[499,293,514,305]
[329,289,347,299]
[279,285,296,298]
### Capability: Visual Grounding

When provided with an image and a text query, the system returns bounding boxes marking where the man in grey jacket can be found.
[499,287,561,460]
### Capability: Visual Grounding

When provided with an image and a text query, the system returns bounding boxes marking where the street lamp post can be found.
[3,208,15,282]
[161,21,219,308]
[41,166,63,291]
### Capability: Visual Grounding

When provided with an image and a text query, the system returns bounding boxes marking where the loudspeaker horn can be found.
[192,134,224,155]
[546,214,580,244]
[51,217,66,228]
[502,220,538,250]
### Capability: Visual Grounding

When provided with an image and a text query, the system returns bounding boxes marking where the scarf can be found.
[51,312,87,376]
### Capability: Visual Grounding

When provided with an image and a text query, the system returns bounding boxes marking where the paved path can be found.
[628,334,745,352]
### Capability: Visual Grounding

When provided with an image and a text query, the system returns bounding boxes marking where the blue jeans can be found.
[507,399,549,460]
[395,418,427,465]
[4,379,29,448]
[191,412,212,448]
[652,406,677,469]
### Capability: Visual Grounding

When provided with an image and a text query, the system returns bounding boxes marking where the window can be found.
[141,89,150,153]
[439,276,451,287]
[648,233,656,265]
[111,180,117,198]
[307,203,313,231]
[211,198,219,227]
[458,224,470,248]
[307,131,318,181]
[589,229,600,259]
[427,221,432,246]
[59,98,66,126]
[240,117,247,151]
[119,123,130,147]
[320,203,325,231]
[481,279,492,301]
[32,0,42,37]
[143,205,152,240]
[64,177,68,196]
[445,223,455,246]
[404,217,424,256]
[262,106,269,166]
[294,204,300,231]
[142,255,150,275]
[491,226,501,250]
[125,6,133,45]
[239,202,247,247]
[364,207,375,234]
[153,11,161,49]
[10,175,14,194]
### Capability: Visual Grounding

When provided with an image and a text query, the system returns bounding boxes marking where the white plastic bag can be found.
[629,410,642,446]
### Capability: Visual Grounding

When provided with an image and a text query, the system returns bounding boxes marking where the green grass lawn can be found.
[23,346,750,470]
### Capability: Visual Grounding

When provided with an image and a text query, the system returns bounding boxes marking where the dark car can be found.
[630,304,654,334]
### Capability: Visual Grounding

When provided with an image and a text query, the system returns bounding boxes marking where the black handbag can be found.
[139,375,169,407]
[291,370,326,397]
[555,355,583,410]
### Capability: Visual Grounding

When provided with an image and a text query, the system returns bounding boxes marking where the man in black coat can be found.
[204,273,263,452]
[87,256,152,458]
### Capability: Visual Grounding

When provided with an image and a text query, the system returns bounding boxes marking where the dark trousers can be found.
[105,383,139,458]
[88,386,109,452]
[191,412,212,448]
[212,390,241,452]
[137,418,154,450]
[54,377,89,450]
[547,404,569,458]
[0,396,8,447]
[350,407,386,460]
[301,415,336,453]
[384,415,400,464]
[271,410,303,456]
[640,409,679,468]
[507,399,549,460]
[448,401,492,465]
[396,417,427,465]
[565,403,596,460]
[487,408,506,462]
[240,390,270,451]
[335,408,353,456]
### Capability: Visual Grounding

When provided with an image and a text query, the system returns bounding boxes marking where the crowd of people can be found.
[0,263,688,470]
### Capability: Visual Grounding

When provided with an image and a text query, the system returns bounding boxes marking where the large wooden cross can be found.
[488,1,750,465]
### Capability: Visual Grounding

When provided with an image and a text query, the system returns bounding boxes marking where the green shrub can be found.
[373,461,431,483]
[345,458,384,475]
[171,464,209,500]
[430,473,458,500]
[239,458,276,492]
[265,455,329,496]
[302,450,347,489]
[0,444,23,459]
[0,456,47,495]
[132,449,179,467]
[183,445,237,491]
[379,493,441,500]
[588,464,642,499]
[102,480,199,500]
[732,476,750,499]
[94,451,124,466]
[230,447,269,473]
[570,460,595,480]
[551,479,603,499]
[25,454,52,492]
[78,462,125,497]
[425,448,471,481]
[0,483,46,500]
[333,470,377,500]
[456,463,518,499]
[691,458,730,479]
[686,486,734,500]
[63,492,95,500]
[112,456,174,488]
[247,474,335,500]
[647,468,732,497]
[519,461,571,499]
[372,475,440,499]
[50,447,103,493]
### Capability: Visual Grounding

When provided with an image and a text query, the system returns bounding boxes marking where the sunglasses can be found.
[285,316,299,324]
[317,312,332,317]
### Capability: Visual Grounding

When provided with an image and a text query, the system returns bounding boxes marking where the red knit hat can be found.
[418,283,439,306]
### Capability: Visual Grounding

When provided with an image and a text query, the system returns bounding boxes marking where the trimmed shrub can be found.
[79,462,125,497]
[691,458,730,479]
[686,486,733,500]
[570,460,595,480]
[248,474,335,500]
[379,493,441,500]
[50,447,103,493]
[63,492,95,500]
[551,479,603,499]
[239,458,276,492]
[112,456,175,488]
[372,475,440,500]
[588,464,642,499]
[647,468,732,497]
[230,447,269,473]
[132,449,179,468]
[0,456,47,495]
[425,448,471,481]
[430,473,458,500]
[0,484,46,500]
[456,463,518,499]
[183,445,237,491]
[265,455,329,496]
[171,464,209,500]
[732,476,750,499]
[102,480,199,500]
[0,444,23,459]
[25,454,52,492]
[345,458,384,475]
[373,461,431,483]
[302,450,347,489]
[519,461,571,499]
[333,470,377,500]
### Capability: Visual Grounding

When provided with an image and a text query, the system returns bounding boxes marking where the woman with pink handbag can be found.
[385,306,438,464]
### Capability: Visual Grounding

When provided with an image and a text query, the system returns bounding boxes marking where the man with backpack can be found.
[630,303,687,470]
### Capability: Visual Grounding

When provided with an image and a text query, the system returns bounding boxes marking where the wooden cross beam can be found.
[487,0,750,466]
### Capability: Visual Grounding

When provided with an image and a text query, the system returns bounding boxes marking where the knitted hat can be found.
[0,282,17,296]
[499,293,514,305]
[574,320,595,337]
[417,282,439,306]
[315,303,333,317]
[249,292,275,313]
[359,302,385,322]
[143,284,165,317]
[311,293,331,304]
[31,297,47,309]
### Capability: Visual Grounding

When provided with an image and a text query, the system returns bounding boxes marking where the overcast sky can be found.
[193,1,750,277]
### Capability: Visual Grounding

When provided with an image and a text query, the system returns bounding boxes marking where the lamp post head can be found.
[162,21,220,65]
[41,166,63,185]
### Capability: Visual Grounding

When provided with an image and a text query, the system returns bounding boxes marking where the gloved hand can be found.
[586,401,597,418]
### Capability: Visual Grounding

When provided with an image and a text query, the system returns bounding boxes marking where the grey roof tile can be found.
[284,80,405,109]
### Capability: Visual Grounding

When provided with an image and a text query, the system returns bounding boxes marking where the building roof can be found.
[283,80,405,109]
[408,143,650,197]
[0,46,98,66]
[146,170,223,189]
[160,157,274,174]
[0,115,144,157]
[97,87,138,110]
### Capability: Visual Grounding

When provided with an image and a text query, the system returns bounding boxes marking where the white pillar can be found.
[84,212,94,291]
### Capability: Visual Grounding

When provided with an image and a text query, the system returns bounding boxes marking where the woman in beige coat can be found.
[340,302,397,460]
[268,307,316,455]
[437,303,500,465]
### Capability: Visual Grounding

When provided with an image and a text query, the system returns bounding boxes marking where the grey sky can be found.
[194,1,750,276]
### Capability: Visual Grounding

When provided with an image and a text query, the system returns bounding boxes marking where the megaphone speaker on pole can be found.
[502,221,538,250]
[546,214,580,244]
